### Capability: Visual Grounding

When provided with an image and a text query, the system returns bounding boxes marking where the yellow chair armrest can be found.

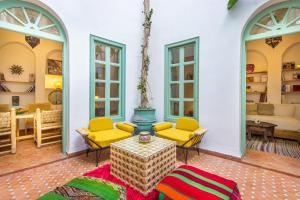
[194,128,207,136]
[122,122,137,128]
[116,122,135,133]
[76,128,90,136]
[153,122,173,132]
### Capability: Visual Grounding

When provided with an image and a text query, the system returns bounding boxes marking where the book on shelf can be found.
[0,83,10,92]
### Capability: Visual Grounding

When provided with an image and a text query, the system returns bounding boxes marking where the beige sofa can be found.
[247,103,300,142]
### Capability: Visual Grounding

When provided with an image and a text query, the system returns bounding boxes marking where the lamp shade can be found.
[45,74,63,89]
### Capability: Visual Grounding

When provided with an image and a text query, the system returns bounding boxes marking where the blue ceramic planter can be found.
[133,108,156,134]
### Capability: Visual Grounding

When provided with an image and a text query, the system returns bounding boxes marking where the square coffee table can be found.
[110,136,176,195]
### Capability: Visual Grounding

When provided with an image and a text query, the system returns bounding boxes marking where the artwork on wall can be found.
[9,65,24,75]
[25,35,40,48]
[47,59,62,75]
[265,36,282,48]
[12,96,19,107]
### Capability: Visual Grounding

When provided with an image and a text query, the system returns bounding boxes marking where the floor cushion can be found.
[38,176,126,200]
[156,165,241,200]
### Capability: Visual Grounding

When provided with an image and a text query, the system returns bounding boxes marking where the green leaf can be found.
[228,0,238,10]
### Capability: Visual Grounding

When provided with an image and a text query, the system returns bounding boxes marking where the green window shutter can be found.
[90,35,125,122]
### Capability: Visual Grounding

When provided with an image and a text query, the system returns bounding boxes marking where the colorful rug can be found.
[247,136,300,159]
[156,165,241,200]
[38,176,126,200]
[84,164,159,200]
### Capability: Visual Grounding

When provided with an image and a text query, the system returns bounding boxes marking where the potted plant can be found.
[133,0,156,133]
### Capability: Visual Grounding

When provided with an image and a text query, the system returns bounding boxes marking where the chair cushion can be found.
[153,122,173,132]
[116,122,134,133]
[88,129,131,148]
[89,118,113,132]
[156,128,194,147]
[156,165,240,200]
[176,118,199,132]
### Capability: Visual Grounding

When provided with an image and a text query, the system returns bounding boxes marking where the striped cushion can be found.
[156,165,241,200]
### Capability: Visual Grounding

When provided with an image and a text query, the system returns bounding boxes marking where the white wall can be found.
[31,0,289,156]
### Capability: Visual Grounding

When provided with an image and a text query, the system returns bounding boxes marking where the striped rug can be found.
[247,136,300,159]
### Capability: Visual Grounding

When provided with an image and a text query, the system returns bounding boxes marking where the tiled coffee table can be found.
[110,136,176,195]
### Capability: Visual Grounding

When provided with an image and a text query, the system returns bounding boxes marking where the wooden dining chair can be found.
[0,108,16,154]
[35,108,62,148]
[25,103,51,135]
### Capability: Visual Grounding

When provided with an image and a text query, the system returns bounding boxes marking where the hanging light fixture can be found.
[265,36,282,48]
[25,35,40,48]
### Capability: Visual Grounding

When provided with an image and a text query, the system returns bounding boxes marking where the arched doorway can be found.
[241,0,300,155]
[0,0,69,153]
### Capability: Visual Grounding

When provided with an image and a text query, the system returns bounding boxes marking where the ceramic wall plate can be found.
[48,90,62,105]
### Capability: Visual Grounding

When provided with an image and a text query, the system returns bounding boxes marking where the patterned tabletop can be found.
[111,136,176,159]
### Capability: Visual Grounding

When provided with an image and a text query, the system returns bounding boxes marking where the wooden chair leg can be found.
[86,149,90,157]
[95,150,99,167]
[185,148,189,164]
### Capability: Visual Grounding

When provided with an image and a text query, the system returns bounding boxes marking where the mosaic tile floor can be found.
[0,140,66,176]
[0,149,300,200]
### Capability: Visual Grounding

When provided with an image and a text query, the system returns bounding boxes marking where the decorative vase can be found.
[133,108,156,134]
[138,131,151,143]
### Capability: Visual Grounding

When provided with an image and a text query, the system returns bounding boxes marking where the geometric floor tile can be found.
[1,150,300,200]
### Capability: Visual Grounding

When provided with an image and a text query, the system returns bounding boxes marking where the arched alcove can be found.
[246,50,268,71]
[282,42,300,64]
[240,0,300,155]
[0,0,69,153]
[0,42,35,81]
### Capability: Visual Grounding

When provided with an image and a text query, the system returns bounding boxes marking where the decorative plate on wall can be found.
[48,90,62,105]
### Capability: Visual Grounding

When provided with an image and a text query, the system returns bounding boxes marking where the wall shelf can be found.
[282,68,300,72]
[0,80,35,84]
[0,92,35,95]
[247,82,267,84]
[247,71,268,75]
[283,80,300,83]
[282,91,300,94]
[246,91,266,94]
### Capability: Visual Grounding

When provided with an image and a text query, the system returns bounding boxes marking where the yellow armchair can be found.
[76,118,136,166]
[153,118,207,163]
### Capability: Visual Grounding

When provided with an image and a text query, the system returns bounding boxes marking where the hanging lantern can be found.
[265,36,282,48]
[25,35,40,48]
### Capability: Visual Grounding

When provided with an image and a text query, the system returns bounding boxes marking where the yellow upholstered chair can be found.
[35,108,62,148]
[76,118,137,166]
[153,118,207,163]
[0,108,16,154]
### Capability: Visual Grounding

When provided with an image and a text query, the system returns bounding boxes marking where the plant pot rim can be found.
[134,107,156,111]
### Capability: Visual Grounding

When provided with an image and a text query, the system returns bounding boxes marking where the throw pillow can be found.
[273,104,295,117]
[246,104,257,115]
[257,103,274,115]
